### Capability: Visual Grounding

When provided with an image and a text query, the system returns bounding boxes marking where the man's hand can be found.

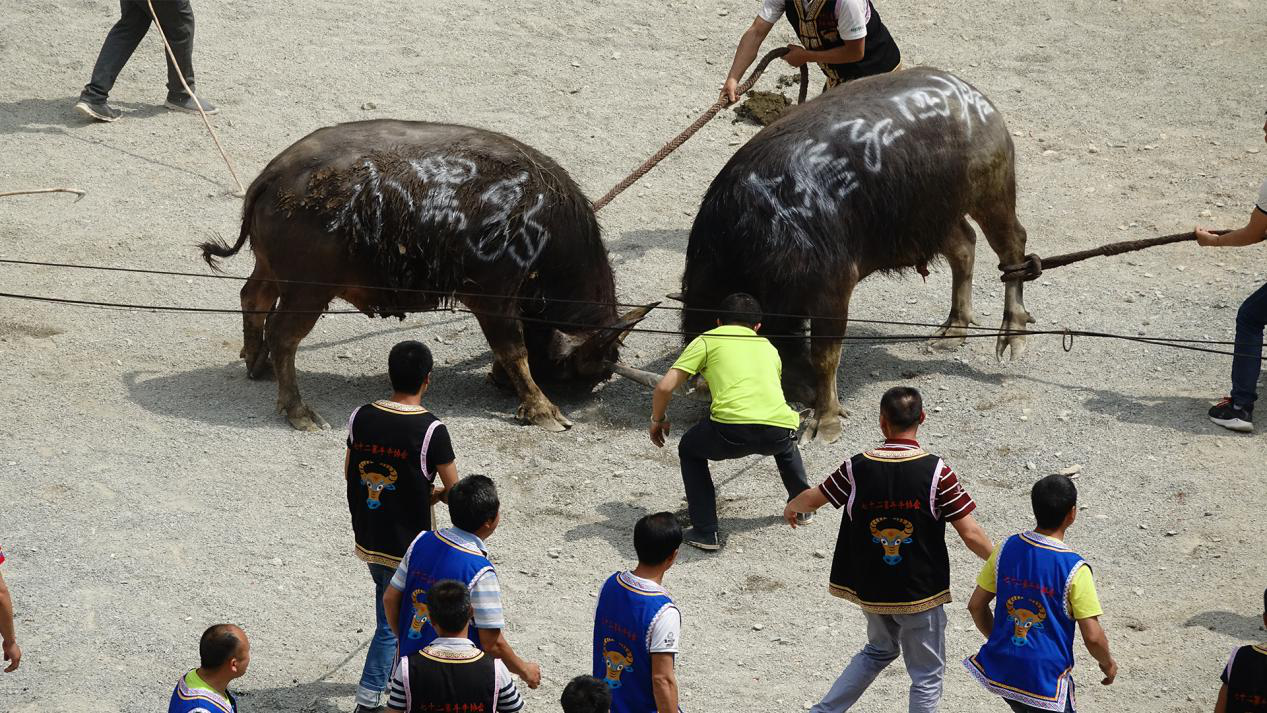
[3,639,20,672]
[721,77,740,104]
[783,501,801,528]
[1099,658,1117,685]
[520,660,542,689]
[650,420,671,448]
[782,44,811,68]
[1195,227,1222,246]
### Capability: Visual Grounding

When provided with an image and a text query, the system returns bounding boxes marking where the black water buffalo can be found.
[201,119,650,432]
[679,68,1032,443]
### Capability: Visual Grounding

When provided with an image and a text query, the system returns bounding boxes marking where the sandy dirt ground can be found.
[2,1,1266,711]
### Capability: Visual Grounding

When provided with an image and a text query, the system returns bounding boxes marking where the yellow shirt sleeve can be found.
[1068,564,1103,620]
[976,544,1002,593]
[671,336,708,376]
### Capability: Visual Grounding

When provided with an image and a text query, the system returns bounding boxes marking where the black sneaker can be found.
[352,705,384,713]
[796,511,814,526]
[1208,398,1253,433]
[74,100,121,122]
[683,527,721,552]
[165,95,219,114]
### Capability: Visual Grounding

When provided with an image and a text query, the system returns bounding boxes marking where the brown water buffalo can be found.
[201,119,651,432]
[678,68,1032,443]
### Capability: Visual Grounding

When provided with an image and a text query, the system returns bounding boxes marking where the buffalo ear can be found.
[549,328,588,362]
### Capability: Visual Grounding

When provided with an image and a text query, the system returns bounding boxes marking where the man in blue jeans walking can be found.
[1198,112,1267,433]
[345,341,459,712]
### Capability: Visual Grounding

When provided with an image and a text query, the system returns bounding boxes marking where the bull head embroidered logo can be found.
[359,461,398,510]
[406,589,430,640]
[601,638,634,689]
[870,517,915,566]
[1005,596,1047,647]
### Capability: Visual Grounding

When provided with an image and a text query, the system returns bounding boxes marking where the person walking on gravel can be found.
[76,0,217,122]
[1197,113,1267,433]
[0,546,20,673]
[783,386,993,713]
[720,0,901,103]
[650,292,810,552]
[346,341,460,713]
[168,624,249,713]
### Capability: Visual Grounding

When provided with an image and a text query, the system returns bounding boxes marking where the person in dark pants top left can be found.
[650,292,811,552]
[76,0,217,122]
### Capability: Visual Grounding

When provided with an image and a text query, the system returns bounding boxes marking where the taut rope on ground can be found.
[0,188,86,201]
[591,48,809,212]
[146,0,245,196]
[999,229,1230,282]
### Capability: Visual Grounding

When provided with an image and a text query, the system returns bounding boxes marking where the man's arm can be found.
[1076,616,1118,685]
[950,513,993,560]
[783,38,865,67]
[784,487,829,527]
[1214,682,1229,713]
[383,585,403,638]
[1197,208,1267,247]
[966,585,995,639]
[431,461,458,505]
[650,368,690,447]
[722,18,777,102]
[477,628,541,689]
[0,570,18,672]
[651,652,679,713]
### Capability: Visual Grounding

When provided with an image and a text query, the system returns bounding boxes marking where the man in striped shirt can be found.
[785,386,992,712]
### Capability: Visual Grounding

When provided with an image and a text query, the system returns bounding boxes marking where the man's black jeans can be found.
[678,419,810,535]
[1230,281,1267,408]
[80,0,196,104]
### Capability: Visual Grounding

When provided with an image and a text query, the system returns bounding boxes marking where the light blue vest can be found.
[965,532,1086,711]
[593,572,678,713]
[396,530,495,659]
[168,672,236,713]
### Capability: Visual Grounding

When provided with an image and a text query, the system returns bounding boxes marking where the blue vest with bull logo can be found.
[593,572,677,713]
[396,529,495,659]
[966,532,1085,711]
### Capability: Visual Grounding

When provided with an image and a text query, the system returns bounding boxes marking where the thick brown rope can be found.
[999,229,1230,282]
[0,188,86,201]
[592,49,809,212]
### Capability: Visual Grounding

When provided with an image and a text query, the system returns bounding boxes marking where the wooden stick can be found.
[0,188,86,201]
[145,0,246,196]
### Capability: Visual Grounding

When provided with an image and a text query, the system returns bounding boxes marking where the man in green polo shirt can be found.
[650,292,810,551]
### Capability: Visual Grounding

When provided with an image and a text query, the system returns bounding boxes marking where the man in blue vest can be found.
[168,624,249,713]
[964,475,1117,712]
[383,475,541,692]
[592,512,683,713]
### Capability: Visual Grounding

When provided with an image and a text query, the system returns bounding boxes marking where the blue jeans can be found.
[1230,282,1267,408]
[811,606,946,713]
[357,563,398,707]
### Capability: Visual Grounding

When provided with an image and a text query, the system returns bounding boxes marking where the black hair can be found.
[560,674,612,713]
[388,340,434,394]
[634,512,683,565]
[199,624,243,669]
[1031,474,1078,530]
[1262,587,1266,616]
[880,386,923,429]
[426,580,472,635]
[448,474,500,532]
[718,292,762,327]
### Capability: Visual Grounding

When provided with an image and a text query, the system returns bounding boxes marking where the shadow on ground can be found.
[1185,610,1267,640]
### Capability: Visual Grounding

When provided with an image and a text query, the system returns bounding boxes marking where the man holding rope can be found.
[76,0,216,122]
[1197,112,1267,433]
[721,0,901,103]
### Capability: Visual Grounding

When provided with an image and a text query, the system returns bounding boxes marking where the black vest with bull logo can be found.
[1226,644,1267,713]
[828,446,951,615]
[404,647,497,713]
[784,0,900,88]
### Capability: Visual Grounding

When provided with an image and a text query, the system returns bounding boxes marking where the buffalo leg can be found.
[468,304,572,432]
[240,263,279,379]
[973,204,1034,360]
[931,217,978,349]
[803,268,859,445]
[267,290,332,432]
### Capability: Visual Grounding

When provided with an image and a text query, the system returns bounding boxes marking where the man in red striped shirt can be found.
[785,386,992,712]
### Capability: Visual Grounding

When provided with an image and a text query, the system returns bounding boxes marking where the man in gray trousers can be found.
[76,0,217,122]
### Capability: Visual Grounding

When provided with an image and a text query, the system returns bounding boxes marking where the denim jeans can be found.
[80,0,196,103]
[811,607,947,713]
[1230,282,1267,408]
[357,563,398,707]
[678,419,809,535]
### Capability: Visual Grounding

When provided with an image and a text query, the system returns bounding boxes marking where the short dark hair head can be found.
[561,674,612,713]
[426,580,472,635]
[388,340,434,394]
[1031,474,1078,530]
[880,386,923,429]
[199,624,244,669]
[718,293,762,327]
[448,475,500,532]
[634,512,683,566]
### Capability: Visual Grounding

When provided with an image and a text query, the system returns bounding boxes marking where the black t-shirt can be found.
[346,400,456,566]
[1223,644,1267,713]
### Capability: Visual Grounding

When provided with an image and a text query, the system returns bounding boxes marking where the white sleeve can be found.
[836,0,869,40]
[647,605,682,654]
[389,539,417,590]
[1256,177,1267,213]
[758,0,786,24]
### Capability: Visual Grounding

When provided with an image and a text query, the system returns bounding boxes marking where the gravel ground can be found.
[2,1,1266,711]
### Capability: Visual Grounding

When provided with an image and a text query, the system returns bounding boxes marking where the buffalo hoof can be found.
[283,403,330,432]
[995,314,1035,362]
[799,406,847,446]
[246,350,273,380]
[516,401,573,432]
[930,315,977,350]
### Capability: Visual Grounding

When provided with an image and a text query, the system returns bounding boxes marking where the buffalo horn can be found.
[550,301,660,361]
